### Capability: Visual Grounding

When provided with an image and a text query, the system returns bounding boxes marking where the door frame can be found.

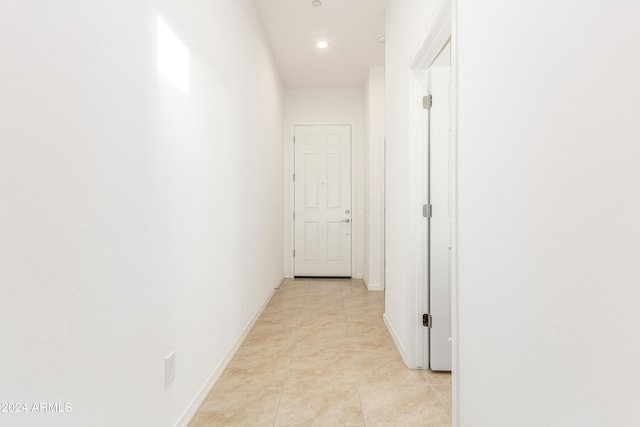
[408,0,457,422]
[288,122,356,278]
[425,55,452,371]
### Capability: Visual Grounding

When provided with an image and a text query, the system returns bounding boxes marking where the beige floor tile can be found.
[276,376,362,425]
[296,326,349,345]
[203,369,285,403]
[188,278,451,426]
[237,339,295,359]
[422,370,452,385]
[355,360,427,386]
[359,382,451,427]
[188,409,276,427]
[192,381,282,426]
[276,419,364,427]
[431,384,452,416]
[289,345,354,371]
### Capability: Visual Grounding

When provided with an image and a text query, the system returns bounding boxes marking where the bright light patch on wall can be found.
[316,41,329,49]
[157,16,190,93]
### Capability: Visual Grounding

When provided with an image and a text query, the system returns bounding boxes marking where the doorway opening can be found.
[425,41,452,371]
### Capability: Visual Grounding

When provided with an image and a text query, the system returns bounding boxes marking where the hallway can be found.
[189,279,451,426]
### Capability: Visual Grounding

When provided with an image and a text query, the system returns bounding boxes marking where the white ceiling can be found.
[252,0,386,89]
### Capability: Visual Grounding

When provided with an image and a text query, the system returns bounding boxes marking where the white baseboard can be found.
[366,282,384,291]
[383,312,408,363]
[362,276,384,291]
[175,278,283,427]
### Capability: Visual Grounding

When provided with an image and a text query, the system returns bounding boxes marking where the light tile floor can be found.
[189,278,451,427]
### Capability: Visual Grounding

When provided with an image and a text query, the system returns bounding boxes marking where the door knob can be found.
[341,218,350,223]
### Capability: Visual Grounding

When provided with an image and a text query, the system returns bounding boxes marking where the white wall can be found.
[384,0,442,367]
[363,66,386,291]
[283,89,365,279]
[0,1,283,426]
[455,1,640,425]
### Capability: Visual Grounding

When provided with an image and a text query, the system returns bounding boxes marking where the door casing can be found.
[407,0,458,423]
[427,50,452,371]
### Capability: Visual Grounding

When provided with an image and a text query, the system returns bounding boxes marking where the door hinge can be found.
[423,204,432,218]
[423,95,432,110]
[293,249,296,258]
[293,136,296,144]
[293,173,295,182]
[423,313,432,328]
[293,211,295,219]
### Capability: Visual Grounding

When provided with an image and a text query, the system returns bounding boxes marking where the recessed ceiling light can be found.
[312,0,321,6]
[316,41,329,49]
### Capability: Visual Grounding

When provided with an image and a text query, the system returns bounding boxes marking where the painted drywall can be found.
[363,66,386,291]
[384,0,442,367]
[283,89,365,279]
[454,1,640,425]
[0,1,283,426]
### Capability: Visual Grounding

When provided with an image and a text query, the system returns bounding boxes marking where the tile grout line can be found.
[271,282,309,427]
[269,285,290,427]
[342,282,368,427]
[428,382,452,424]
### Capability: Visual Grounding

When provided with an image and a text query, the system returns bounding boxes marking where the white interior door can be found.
[294,125,352,277]
[429,43,452,371]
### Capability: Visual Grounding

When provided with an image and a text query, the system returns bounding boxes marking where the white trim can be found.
[289,122,357,278]
[365,280,384,292]
[175,279,283,427]
[287,124,296,278]
[406,0,457,422]
[406,0,453,378]
[408,0,452,71]
[383,313,408,363]
[450,1,459,425]
[406,70,428,370]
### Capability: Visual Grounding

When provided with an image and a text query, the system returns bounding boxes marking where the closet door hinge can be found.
[293,250,296,258]
[423,95,433,110]
[423,204,432,218]
[423,313,433,328]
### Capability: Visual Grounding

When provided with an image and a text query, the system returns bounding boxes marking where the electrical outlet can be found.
[165,351,176,387]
